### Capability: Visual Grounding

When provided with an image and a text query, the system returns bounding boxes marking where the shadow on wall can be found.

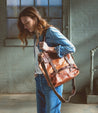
[75,33,98,65]
[73,33,98,91]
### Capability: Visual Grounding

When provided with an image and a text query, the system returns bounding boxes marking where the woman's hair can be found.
[17,7,52,46]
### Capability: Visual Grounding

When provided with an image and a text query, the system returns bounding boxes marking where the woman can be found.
[17,7,75,113]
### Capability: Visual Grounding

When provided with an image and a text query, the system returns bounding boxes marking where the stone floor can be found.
[0,94,97,113]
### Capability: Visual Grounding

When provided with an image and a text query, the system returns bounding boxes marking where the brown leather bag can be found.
[38,52,79,87]
[38,51,79,103]
[38,35,79,103]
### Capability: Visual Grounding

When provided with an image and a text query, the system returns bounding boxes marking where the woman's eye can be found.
[26,22,29,25]
[24,21,29,25]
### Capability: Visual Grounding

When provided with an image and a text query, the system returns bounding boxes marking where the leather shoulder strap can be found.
[42,29,47,42]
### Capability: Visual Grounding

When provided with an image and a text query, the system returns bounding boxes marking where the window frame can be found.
[5,0,68,47]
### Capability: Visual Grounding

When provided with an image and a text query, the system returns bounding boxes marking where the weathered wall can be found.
[0,0,35,93]
[69,0,98,91]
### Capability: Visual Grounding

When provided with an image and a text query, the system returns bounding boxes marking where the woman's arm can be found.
[39,27,76,58]
[48,27,76,57]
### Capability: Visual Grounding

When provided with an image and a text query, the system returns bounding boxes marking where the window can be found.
[6,0,63,39]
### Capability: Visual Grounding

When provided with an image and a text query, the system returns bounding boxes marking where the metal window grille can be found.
[5,0,63,47]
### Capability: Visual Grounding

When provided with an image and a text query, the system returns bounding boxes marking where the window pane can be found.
[7,6,19,17]
[7,19,19,37]
[7,0,19,6]
[35,0,48,6]
[21,0,34,10]
[21,0,34,6]
[49,0,62,6]
[7,0,19,17]
[49,19,62,31]
[37,7,48,17]
[49,6,62,17]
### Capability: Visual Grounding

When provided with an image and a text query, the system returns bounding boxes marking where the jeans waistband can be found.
[34,73,43,77]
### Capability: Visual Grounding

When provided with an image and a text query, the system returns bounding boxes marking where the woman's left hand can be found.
[39,42,49,52]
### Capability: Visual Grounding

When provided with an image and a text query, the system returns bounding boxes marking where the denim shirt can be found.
[34,27,76,74]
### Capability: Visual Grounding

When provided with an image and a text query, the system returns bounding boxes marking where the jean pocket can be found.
[35,74,39,81]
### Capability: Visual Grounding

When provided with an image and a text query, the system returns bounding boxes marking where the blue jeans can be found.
[35,74,63,113]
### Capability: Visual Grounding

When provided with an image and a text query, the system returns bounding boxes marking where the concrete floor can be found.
[0,94,97,113]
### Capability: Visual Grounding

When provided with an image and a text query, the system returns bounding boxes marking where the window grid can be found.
[5,0,63,47]
[6,1,63,17]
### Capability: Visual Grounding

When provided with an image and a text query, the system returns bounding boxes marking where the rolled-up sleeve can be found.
[46,27,76,58]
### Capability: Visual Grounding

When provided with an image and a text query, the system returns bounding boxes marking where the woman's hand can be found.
[39,42,49,51]
[39,42,56,53]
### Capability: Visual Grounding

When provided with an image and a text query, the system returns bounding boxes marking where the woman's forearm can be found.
[47,46,56,53]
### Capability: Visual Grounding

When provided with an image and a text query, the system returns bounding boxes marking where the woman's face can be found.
[21,16,36,32]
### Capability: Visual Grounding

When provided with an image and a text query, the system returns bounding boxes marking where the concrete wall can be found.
[0,0,98,93]
[0,0,36,93]
[69,0,98,91]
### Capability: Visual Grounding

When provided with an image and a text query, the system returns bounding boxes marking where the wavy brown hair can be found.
[17,7,52,46]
